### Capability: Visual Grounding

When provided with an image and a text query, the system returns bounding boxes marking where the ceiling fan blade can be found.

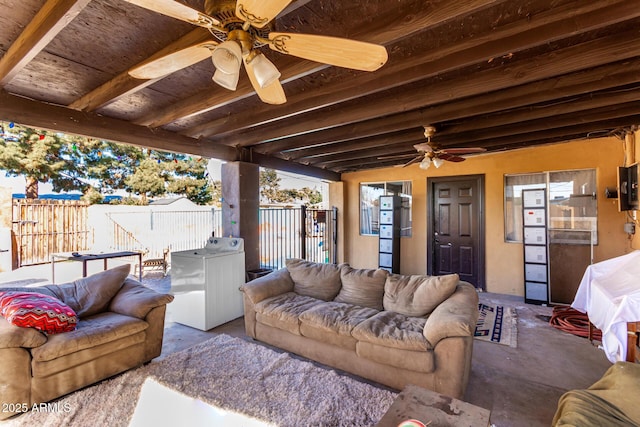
[439,153,466,162]
[244,56,287,105]
[403,155,424,167]
[377,153,416,160]
[129,41,216,80]
[439,147,487,155]
[123,0,220,28]
[268,32,388,72]
[236,0,292,28]
[413,142,434,153]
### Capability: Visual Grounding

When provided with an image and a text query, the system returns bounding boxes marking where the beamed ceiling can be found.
[1,0,639,182]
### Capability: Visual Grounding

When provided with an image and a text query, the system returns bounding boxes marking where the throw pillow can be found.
[109,277,175,319]
[334,266,388,310]
[0,291,77,334]
[42,264,130,317]
[286,258,343,301]
[383,273,459,317]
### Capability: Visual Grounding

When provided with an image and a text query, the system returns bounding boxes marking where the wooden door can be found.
[428,175,485,290]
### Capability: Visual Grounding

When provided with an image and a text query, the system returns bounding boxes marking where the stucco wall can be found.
[340,136,634,296]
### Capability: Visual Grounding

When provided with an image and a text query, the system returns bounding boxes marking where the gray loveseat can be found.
[241,259,479,399]
[0,265,173,419]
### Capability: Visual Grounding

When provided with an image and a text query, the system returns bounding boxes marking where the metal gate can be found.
[12,199,90,266]
[259,206,337,270]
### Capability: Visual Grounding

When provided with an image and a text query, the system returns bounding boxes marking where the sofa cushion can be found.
[351,311,432,351]
[286,259,343,301]
[383,273,459,317]
[30,312,148,362]
[0,316,48,348]
[0,291,77,334]
[334,267,388,310]
[109,277,174,319]
[255,292,325,335]
[299,301,379,350]
[42,264,131,318]
[241,268,295,305]
[356,341,435,374]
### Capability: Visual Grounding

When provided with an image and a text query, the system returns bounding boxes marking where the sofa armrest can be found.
[423,282,479,347]
[240,268,294,305]
[0,317,47,349]
[108,277,174,320]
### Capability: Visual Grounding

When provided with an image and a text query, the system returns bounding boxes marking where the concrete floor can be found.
[1,263,612,427]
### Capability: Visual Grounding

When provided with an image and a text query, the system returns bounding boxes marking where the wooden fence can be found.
[12,199,90,266]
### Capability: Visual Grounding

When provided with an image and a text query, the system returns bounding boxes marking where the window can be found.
[505,169,597,244]
[360,181,412,236]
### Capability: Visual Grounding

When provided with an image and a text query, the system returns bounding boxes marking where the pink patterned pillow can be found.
[0,291,77,334]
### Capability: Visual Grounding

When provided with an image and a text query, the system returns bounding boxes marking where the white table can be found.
[572,251,640,363]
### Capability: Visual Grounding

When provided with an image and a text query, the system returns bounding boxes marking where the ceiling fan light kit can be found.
[124,0,388,105]
[212,67,240,90]
[419,157,432,170]
[398,125,486,169]
[245,51,281,88]
[211,40,243,74]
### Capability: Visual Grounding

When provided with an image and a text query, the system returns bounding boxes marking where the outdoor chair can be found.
[138,248,170,276]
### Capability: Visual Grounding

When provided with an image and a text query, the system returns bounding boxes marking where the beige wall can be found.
[340,136,635,296]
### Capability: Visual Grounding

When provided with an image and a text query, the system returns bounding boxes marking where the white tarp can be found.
[572,250,640,363]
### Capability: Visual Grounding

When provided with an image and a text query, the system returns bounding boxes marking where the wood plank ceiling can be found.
[1,0,639,181]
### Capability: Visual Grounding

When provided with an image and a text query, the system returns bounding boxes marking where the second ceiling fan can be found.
[404,125,487,169]
[124,0,388,105]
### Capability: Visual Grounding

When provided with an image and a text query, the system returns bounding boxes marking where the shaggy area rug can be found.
[4,334,397,427]
[474,302,518,347]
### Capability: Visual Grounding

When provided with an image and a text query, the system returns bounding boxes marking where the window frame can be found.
[359,181,412,237]
[504,169,598,245]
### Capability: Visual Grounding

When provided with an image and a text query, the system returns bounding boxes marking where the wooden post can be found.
[221,162,260,271]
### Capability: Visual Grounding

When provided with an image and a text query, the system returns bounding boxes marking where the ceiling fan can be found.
[124,0,388,105]
[382,125,487,169]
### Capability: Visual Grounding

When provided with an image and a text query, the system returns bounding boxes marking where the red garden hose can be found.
[549,306,602,341]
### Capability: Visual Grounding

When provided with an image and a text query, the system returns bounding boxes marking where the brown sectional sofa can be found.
[0,265,173,419]
[241,259,479,399]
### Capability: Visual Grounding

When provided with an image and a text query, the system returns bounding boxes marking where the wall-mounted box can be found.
[524,227,546,245]
[618,164,639,211]
[378,195,401,273]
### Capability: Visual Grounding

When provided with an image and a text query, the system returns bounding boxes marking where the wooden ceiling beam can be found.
[312,145,419,169]
[437,84,640,139]
[140,0,506,129]
[0,89,339,180]
[290,130,423,161]
[435,102,640,147]
[0,90,237,161]
[343,105,640,167]
[256,56,640,156]
[470,116,640,151]
[0,0,91,87]
[223,28,640,148]
[189,0,636,141]
[68,28,213,111]
[254,58,640,159]
[249,152,340,182]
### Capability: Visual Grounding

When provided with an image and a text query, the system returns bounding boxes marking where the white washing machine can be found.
[170,237,245,331]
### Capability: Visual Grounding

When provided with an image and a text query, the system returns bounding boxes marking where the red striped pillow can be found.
[0,291,77,334]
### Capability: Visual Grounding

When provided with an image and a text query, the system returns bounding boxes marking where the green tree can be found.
[259,168,282,203]
[259,169,323,206]
[0,124,85,198]
[124,157,169,203]
[167,155,212,205]
[1,122,214,204]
